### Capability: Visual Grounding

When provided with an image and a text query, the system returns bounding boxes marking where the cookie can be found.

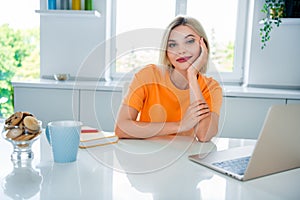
[25,127,40,134]
[23,116,39,131]
[6,128,23,139]
[22,111,34,118]
[5,112,23,126]
[4,124,17,130]
[14,134,36,141]
[18,121,25,130]
[4,111,41,141]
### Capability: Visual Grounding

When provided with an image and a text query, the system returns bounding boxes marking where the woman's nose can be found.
[177,44,186,54]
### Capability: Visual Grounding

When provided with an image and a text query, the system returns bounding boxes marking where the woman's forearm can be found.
[194,112,219,142]
[188,74,218,142]
[115,120,180,139]
[115,104,180,139]
[188,74,203,102]
[188,74,203,104]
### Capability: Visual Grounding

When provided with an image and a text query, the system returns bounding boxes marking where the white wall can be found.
[39,0,107,80]
[246,0,300,88]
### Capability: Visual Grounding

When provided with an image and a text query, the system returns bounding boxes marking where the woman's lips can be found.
[176,56,192,63]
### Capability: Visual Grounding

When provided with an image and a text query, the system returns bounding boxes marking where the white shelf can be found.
[281,18,300,25]
[259,18,300,25]
[35,10,101,18]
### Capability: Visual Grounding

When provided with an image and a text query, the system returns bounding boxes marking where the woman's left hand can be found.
[188,37,208,77]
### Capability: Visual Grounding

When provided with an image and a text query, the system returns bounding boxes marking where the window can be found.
[187,0,237,73]
[186,0,248,83]
[0,0,40,118]
[110,0,176,78]
[110,0,249,83]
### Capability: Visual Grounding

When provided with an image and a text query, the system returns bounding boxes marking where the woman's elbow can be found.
[114,125,128,139]
[196,124,218,142]
[196,132,211,142]
[197,113,219,142]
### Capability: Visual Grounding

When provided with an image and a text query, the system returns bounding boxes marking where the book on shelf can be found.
[79,126,119,149]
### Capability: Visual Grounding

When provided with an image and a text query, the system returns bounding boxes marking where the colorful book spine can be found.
[85,0,93,10]
[72,0,81,10]
[48,0,56,10]
[61,0,70,10]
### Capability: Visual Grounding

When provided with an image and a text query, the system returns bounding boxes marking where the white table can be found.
[0,127,299,200]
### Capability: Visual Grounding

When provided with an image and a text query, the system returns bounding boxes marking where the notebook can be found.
[189,104,300,181]
[79,126,119,149]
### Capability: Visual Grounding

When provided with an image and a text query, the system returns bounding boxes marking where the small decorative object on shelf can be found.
[48,0,56,10]
[53,73,70,81]
[72,0,81,10]
[85,0,93,10]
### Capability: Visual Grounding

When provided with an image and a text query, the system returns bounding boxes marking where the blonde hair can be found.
[159,15,210,74]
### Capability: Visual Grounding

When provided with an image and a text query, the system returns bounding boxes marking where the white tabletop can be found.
[0,128,299,200]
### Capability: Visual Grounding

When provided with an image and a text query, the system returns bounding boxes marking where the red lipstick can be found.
[176,56,192,63]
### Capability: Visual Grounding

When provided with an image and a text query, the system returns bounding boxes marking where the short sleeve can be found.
[122,73,146,112]
[209,85,223,116]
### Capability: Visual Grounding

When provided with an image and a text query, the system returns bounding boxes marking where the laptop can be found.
[189,104,300,181]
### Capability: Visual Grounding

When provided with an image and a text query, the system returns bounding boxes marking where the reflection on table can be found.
[2,159,42,199]
[0,124,299,199]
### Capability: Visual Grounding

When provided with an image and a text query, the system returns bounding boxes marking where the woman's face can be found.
[167,25,201,72]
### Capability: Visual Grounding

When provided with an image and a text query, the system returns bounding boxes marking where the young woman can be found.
[114,16,223,142]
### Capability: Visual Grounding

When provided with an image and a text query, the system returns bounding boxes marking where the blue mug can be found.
[46,121,82,163]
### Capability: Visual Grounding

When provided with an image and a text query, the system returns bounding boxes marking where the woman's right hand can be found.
[178,100,210,133]
[187,37,208,78]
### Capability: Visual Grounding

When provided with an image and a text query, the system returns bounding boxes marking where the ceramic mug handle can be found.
[45,125,51,145]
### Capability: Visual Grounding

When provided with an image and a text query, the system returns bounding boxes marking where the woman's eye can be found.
[187,38,195,44]
[168,43,177,48]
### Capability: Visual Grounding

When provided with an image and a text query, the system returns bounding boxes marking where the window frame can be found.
[108,0,250,84]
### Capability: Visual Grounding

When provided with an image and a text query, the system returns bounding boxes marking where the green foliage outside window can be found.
[0,24,40,118]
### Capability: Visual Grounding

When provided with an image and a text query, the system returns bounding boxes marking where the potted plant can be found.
[260,0,285,49]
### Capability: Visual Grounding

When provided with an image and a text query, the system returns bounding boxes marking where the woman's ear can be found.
[202,37,209,52]
[199,45,202,56]
[198,37,202,56]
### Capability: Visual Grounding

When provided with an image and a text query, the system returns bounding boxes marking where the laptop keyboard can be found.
[212,156,251,175]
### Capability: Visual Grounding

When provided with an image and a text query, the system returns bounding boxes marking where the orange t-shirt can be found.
[123,64,223,134]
